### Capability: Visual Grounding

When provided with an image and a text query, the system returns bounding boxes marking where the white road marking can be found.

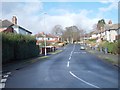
[69,45,75,60]
[67,61,70,67]
[1,79,7,83]
[0,83,5,88]
[69,71,100,88]
[87,71,92,73]
[0,83,2,88]
[74,52,86,54]
[82,52,86,54]
[7,72,11,75]
[69,57,71,60]
[0,72,11,88]
[69,52,72,60]
[3,75,9,78]
[74,52,78,53]
[68,44,75,67]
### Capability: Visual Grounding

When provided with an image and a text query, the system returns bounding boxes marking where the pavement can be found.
[2,49,63,74]
[85,46,119,67]
[0,44,119,89]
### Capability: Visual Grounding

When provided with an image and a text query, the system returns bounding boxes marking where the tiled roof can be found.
[1,20,13,28]
[105,24,120,31]
[109,24,120,30]
[36,32,58,38]
[0,19,32,34]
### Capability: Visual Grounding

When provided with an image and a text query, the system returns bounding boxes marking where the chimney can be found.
[12,16,17,24]
[108,20,112,24]
[40,32,45,35]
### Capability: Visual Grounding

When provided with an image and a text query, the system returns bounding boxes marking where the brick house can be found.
[0,16,32,35]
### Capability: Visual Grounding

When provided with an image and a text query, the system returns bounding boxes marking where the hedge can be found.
[2,33,40,63]
[99,41,119,54]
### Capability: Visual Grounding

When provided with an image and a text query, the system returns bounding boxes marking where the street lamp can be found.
[44,12,47,56]
[43,34,47,56]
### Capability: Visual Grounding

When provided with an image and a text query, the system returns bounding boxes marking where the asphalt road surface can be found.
[4,44,119,88]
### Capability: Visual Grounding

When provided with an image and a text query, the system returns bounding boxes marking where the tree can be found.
[97,19,106,31]
[62,26,81,43]
[92,24,97,31]
[52,25,63,36]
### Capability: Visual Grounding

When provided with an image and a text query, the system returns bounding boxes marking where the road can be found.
[3,44,119,88]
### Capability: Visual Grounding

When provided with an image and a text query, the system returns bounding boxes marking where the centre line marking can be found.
[68,44,75,67]
[69,57,71,60]
[67,61,70,67]
[69,71,100,88]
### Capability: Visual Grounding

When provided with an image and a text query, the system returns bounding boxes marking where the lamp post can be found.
[44,12,47,56]
[44,34,47,56]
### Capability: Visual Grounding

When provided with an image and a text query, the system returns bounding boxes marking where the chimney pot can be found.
[12,16,17,24]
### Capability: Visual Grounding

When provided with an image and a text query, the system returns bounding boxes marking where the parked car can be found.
[58,42,64,47]
[80,46,85,50]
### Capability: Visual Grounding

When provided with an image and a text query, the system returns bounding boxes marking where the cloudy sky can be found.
[1,0,119,34]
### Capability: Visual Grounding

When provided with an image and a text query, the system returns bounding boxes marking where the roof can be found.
[89,30,99,35]
[0,20,14,28]
[105,24,120,31]
[0,19,32,34]
[18,26,32,34]
[93,30,99,34]
[109,24,119,30]
[35,32,58,38]
[46,34,58,38]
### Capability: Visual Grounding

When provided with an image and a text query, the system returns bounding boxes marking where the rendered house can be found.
[116,26,120,40]
[35,32,60,45]
[105,24,119,42]
[0,16,32,35]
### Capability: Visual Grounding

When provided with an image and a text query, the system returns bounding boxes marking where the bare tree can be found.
[52,25,63,36]
[62,26,81,43]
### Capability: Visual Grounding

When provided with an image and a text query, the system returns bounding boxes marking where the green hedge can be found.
[88,39,96,43]
[2,33,40,63]
[99,41,119,54]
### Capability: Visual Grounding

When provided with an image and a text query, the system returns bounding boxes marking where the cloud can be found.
[99,1,118,12]
[99,0,116,3]
[2,2,99,34]
[30,9,98,33]
[2,2,43,34]
[2,0,118,2]
[1,1,117,35]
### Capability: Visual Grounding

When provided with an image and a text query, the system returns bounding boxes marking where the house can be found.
[105,24,119,42]
[83,34,91,40]
[95,20,120,43]
[0,16,32,35]
[115,25,120,40]
[90,30,99,39]
[35,32,60,45]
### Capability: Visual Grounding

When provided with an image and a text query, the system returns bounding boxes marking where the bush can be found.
[2,33,40,63]
[99,41,119,54]
[88,39,96,43]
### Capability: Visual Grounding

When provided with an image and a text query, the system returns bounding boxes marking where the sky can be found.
[1,0,119,34]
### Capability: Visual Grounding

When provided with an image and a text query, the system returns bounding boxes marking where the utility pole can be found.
[44,12,47,56]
